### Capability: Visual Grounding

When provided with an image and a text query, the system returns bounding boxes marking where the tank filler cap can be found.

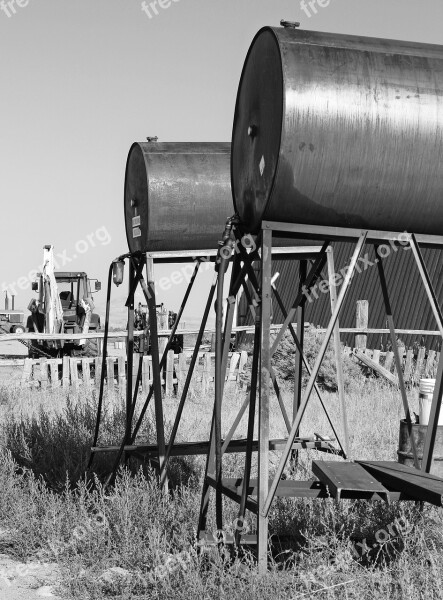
[146,136,158,142]
[280,20,300,29]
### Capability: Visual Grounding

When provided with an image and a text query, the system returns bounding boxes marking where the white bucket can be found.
[419,379,443,426]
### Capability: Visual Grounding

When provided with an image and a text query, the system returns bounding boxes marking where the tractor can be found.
[0,294,25,335]
[28,247,102,357]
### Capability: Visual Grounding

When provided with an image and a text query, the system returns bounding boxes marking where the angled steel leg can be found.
[410,234,443,337]
[375,245,420,470]
[327,247,350,457]
[293,260,307,426]
[198,232,236,540]
[125,258,137,461]
[160,269,216,483]
[271,283,346,457]
[88,262,114,470]
[235,306,261,546]
[262,232,366,519]
[270,244,329,355]
[145,257,167,485]
[131,260,201,444]
[409,235,443,472]
[258,228,273,574]
[422,352,443,473]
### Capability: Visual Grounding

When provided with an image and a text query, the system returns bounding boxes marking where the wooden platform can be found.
[312,460,443,506]
[91,438,337,457]
[358,461,443,507]
[312,461,390,501]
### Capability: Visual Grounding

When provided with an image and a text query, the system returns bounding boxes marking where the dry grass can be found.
[0,370,442,599]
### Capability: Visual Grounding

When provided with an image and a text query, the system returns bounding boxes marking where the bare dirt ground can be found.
[0,554,61,599]
[0,528,62,600]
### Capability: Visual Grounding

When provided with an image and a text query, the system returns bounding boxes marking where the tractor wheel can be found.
[11,325,25,334]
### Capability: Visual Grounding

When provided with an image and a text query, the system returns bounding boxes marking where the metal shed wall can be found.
[237,242,443,351]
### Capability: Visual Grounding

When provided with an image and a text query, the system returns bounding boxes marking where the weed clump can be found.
[272,326,363,392]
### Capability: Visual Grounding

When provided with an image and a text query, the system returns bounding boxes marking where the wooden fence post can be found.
[165,350,174,395]
[355,300,369,350]
[176,352,187,395]
[118,356,126,396]
[158,307,168,360]
[82,358,91,389]
[63,356,70,389]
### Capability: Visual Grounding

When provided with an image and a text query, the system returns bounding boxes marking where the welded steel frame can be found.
[88,238,325,487]
[253,221,443,571]
[196,220,443,574]
[88,248,217,483]
[196,224,347,555]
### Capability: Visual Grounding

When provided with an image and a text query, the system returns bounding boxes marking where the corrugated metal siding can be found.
[237,243,443,351]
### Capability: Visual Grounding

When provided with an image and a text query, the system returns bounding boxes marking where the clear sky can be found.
[1,0,442,327]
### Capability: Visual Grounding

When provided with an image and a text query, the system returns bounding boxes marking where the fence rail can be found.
[347,346,439,385]
[0,350,249,393]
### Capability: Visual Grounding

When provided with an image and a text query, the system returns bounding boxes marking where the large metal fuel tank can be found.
[124,142,232,253]
[231,27,443,234]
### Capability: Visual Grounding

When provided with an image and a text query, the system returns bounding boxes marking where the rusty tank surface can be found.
[124,142,232,253]
[231,26,443,235]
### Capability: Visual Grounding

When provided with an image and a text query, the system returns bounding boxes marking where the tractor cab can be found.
[32,272,101,332]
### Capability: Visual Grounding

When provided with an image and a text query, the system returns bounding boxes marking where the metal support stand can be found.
[197,220,443,574]
[88,250,209,485]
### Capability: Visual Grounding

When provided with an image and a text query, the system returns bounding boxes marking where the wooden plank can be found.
[384,351,394,372]
[0,359,26,367]
[416,347,426,380]
[176,352,187,395]
[201,352,210,393]
[355,300,369,350]
[94,357,102,388]
[49,359,59,389]
[354,350,398,386]
[198,532,257,546]
[372,349,381,364]
[118,356,126,396]
[312,461,389,501]
[225,478,405,501]
[364,349,373,359]
[142,356,150,393]
[40,359,48,390]
[158,308,168,363]
[228,352,240,383]
[1,325,442,344]
[165,350,174,395]
[82,358,91,388]
[425,350,436,378]
[70,358,79,390]
[359,461,443,507]
[239,350,248,373]
[91,438,336,456]
[62,356,70,389]
[106,357,115,395]
[404,349,414,382]
[21,358,32,387]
